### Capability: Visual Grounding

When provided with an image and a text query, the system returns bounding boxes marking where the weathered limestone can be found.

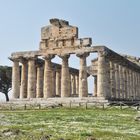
[52,69,56,97]
[93,76,97,97]
[36,65,44,98]
[123,67,127,99]
[97,52,110,98]
[43,55,54,98]
[75,75,79,95]
[55,69,61,96]
[20,59,28,99]
[110,61,115,99]
[77,53,89,98]
[129,70,133,100]
[12,59,20,98]
[126,68,130,100]
[60,54,70,97]
[114,63,120,99]
[27,58,36,98]
[71,74,76,95]
[119,65,123,100]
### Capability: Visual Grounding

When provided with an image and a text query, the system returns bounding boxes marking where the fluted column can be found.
[75,75,79,95]
[43,55,54,98]
[77,53,89,98]
[119,65,124,100]
[94,76,97,97]
[122,67,126,99]
[138,73,140,99]
[52,69,56,97]
[129,70,133,100]
[110,61,116,99]
[20,59,28,99]
[71,74,76,95]
[135,72,138,100]
[60,54,70,97]
[12,59,20,98]
[124,67,127,100]
[55,69,61,96]
[36,65,44,98]
[27,58,36,98]
[133,72,136,100]
[97,51,110,98]
[114,63,120,99]
[126,68,130,100]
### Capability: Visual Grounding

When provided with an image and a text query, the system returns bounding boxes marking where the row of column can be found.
[110,62,140,100]
[12,53,89,99]
[97,51,140,100]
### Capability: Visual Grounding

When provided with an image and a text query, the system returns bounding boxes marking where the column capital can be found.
[59,54,70,60]
[19,57,27,64]
[55,67,61,72]
[98,51,107,57]
[27,56,37,61]
[9,57,20,62]
[76,52,89,58]
[36,58,44,67]
[43,54,55,60]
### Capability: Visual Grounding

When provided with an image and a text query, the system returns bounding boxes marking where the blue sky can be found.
[0,0,140,100]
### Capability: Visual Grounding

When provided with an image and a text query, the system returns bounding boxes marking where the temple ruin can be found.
[9,18,140,102]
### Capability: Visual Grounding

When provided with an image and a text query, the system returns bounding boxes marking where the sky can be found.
[0,0,140,100]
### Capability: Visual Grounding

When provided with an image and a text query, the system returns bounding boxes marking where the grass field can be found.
[0,107,140,140]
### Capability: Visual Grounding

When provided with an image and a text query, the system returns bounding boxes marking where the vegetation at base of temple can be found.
[0,107,140,140]
[0,66,12,101]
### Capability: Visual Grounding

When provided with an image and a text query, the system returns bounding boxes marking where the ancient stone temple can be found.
[10,18,140,101]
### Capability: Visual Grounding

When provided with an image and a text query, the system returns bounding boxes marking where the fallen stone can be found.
[87,137,96,140]
[135,116,140,121]
[2,128,20,136]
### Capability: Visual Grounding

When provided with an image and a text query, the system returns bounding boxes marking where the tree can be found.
[0,66,12,101]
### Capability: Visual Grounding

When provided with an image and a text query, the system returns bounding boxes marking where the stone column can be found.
[119,65,124,100]
[71,74,76,95]
[132,71,135,100]
[135,72,138,100]
[110,61,116,99]
[124,67,128,100]
[12,59,20,98]
[52,69,56,97]
[122,66,126,99]
[97,51,110,98]
[126,68,130,100]
[36,65,44,98]
[20,59,28,99]
[55,69,61,97]
[69,73,72,96]
[75,75,79,95]
[77,53,89,98]
[129,70,133,100]
[43,55,54,98]
[93,76,97,97]
[114,63,120,100]
[60,54,70,97]
[138,73,140,100]
[27,57,36,98]
[133,71,136,100]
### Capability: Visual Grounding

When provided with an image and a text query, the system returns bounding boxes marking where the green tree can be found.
[0,66,12,101]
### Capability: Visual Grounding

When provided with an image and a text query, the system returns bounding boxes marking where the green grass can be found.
[0,107,140,140]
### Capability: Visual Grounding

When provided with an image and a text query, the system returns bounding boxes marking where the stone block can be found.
[74,39,81,46]
[39,41,47,50]
[59,26,78,39]
[65,40,72,47]
[82,38,92,47]
[41,26,59,40]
